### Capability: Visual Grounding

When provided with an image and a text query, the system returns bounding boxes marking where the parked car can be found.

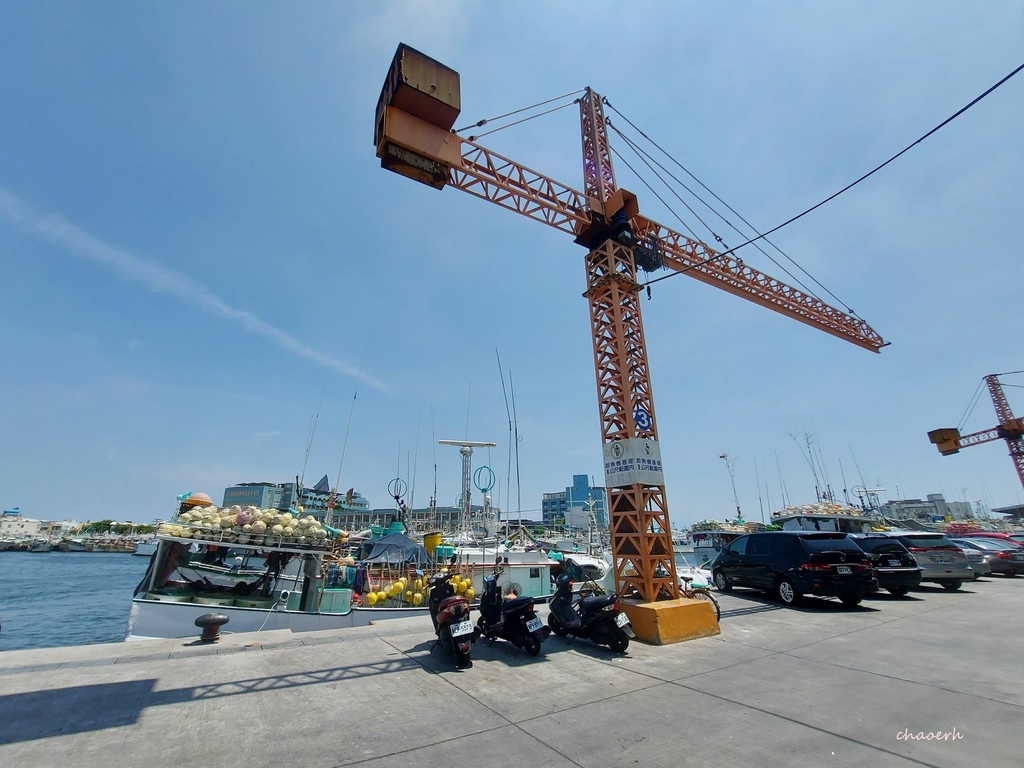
[955,546,993,579]
[959,532,1024,548]
[952,538,1024,576]
[710,531,877,607]
[850,534,923,596]
[1009,534,1024,545]
[884,532,973,590]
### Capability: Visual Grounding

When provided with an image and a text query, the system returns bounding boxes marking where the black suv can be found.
[711,531,877,606]
[850,534,923,596]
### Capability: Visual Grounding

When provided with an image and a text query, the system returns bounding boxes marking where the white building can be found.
[0,511,43,539]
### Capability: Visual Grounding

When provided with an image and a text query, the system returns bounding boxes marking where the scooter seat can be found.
[501,596,534,613]
[579,594,616,612]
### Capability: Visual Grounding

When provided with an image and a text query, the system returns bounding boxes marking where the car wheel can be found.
[775,578,799,605]
[839,593,862,607]
[942,581,962,591]
[887,587,909,597]
[713,570,732,592]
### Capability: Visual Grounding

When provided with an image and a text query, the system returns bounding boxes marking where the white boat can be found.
[127,531,450,641]
[450,544,557,600]
[689,522,751,567]
[674,548,712,587]
[133,539,158,557]
[29,539,53,553]
[771,502,879,534]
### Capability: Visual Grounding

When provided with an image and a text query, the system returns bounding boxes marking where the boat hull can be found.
[125,597,432,641]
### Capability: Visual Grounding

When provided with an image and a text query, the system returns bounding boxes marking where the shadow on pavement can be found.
[0,653,427,746]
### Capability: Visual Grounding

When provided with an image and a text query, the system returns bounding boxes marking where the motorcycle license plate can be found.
[614,612,629,628]
[450,620,474,638]
[526,617,543,632]
[836,565,852,575]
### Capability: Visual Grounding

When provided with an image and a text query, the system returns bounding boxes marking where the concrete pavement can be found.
[1,577,1021,767]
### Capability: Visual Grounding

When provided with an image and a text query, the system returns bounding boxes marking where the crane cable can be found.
[639,59,1024,289]
[607,116,848,312]
[454,88,585,137]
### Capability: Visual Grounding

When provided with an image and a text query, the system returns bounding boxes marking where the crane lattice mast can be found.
[928,374,1024,494]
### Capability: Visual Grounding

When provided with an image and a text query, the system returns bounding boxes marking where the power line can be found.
[642,59,1024,288]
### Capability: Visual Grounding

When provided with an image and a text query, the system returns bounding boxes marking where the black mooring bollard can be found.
[195,612,230,643]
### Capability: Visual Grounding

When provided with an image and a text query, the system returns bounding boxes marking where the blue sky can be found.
[2,2,1022,525]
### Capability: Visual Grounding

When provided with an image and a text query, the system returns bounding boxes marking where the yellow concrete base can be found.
[620,598,720,645]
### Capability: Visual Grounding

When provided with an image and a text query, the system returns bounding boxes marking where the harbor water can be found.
[0,551,151,652]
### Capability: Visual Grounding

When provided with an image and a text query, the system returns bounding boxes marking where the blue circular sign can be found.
[634,406,652,431]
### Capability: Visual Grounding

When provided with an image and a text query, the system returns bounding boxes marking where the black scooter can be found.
[475,558,549,656]
[547,559,634,653]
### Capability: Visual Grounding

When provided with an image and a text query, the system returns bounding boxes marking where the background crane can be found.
[928,374,1024,495]
[373,44,884,609]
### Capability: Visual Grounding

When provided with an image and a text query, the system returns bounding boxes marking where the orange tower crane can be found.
[373,44,885,611]
[928,374,1024,494]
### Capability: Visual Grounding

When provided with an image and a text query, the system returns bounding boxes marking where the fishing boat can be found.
[126,496,447,641]
[125,493,553,641]
[689,521,752,566]
[770,502,880,534]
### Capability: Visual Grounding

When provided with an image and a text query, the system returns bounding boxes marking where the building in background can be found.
[880,493,975,523]
[1,508,43,539]
[541,474,607,528]
[221,475,371,526]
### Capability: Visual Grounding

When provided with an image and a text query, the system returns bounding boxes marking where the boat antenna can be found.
[410,407,421,513]
[331,333,373,509]
[789,431,822,502]
[430,405,438,530]
[496,348,514,519]
[775,450,790,509]
[299,372,329,489]
[838,457,851,506]
[753,456,766,523]
[719,452,742,522]
[509,370,523,524]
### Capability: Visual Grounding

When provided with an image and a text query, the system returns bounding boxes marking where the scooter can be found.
[546,559,634,653]
[475,558,549,656]
[427,570,475,669]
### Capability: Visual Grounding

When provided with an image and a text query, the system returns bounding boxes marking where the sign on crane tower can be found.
[373,44,884,644]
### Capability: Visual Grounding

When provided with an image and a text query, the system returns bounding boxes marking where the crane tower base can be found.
[619,598,720,646]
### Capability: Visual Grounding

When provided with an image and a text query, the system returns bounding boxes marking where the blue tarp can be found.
[360,532,433,567]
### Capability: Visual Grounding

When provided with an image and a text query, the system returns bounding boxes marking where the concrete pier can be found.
[2,578,1022,767]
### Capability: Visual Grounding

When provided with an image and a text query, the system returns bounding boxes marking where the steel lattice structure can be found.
[374,43,885,603]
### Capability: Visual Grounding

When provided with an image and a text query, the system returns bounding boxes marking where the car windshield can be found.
[800,534,861,553]
[899,535,957,549]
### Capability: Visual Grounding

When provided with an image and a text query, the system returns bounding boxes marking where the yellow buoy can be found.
[412,593,423,606]
[378,591,388,604]
[464,587,475,601]
[366,592,378,606]
[456,580,467,593]
[405,590,413,602]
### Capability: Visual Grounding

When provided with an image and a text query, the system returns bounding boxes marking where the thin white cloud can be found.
[0,186,391,393]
